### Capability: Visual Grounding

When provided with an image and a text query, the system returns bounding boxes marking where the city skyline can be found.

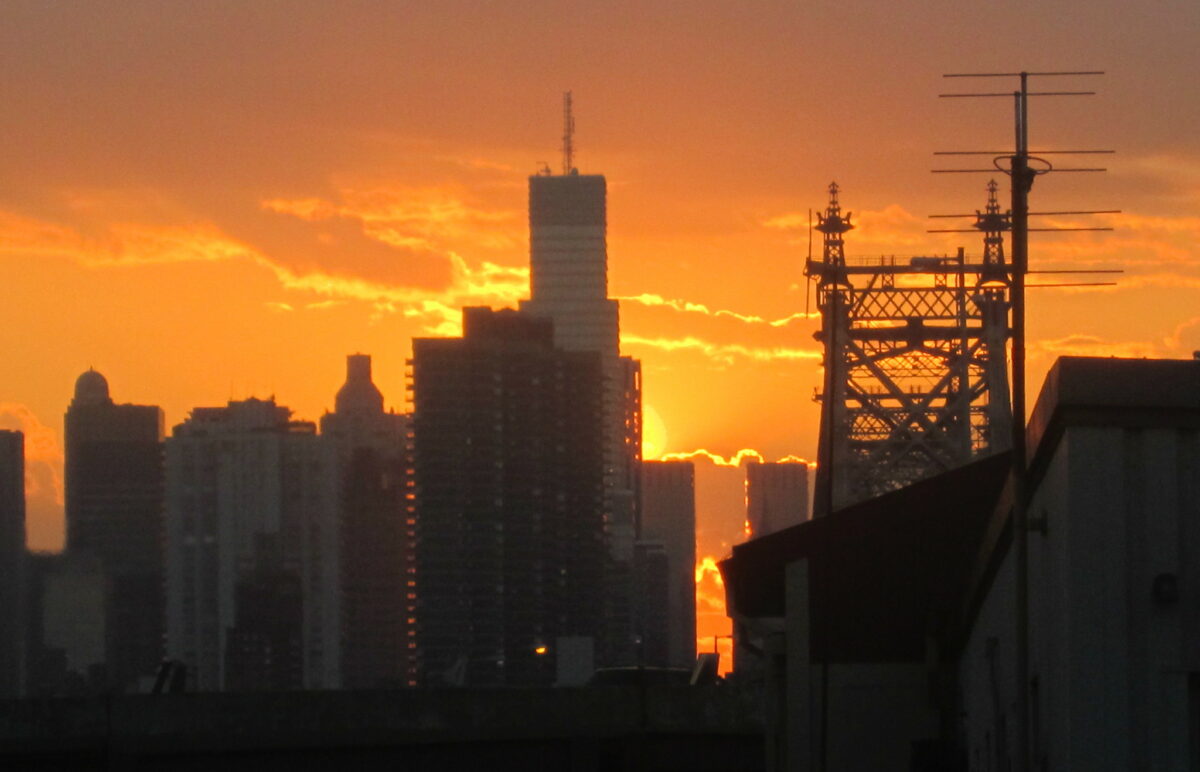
[2,2,1199,575]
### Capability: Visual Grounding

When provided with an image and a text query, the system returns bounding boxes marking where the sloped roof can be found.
[720,451,1010,663]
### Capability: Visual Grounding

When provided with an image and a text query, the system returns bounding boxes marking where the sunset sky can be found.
[2,3,1199,653]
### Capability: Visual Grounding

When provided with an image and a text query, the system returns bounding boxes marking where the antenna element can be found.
[562,91,576,175]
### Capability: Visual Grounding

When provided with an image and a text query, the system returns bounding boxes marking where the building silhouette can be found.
[520,168,643,666]
[320,354,411,689]
[410,307,606,686]
[640,460,697,669]
[745,461,809,538]
[0,430,24,698]
[632,540,670,667]
[164,398,339,691]
[64,369,164,692]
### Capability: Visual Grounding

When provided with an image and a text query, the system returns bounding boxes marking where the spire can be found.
[561,90,576,175]
[976,179,1012,287]
[815,181,854,269]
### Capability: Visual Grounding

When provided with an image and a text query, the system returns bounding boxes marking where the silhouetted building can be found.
[633,541,670,667]
[520,169,643,666]
[320,354,411,689]
[410,307,606,686]
[24,552,111,697]
[0,431,24,697]
[224,534,304,692]
[522,174,618,355]
[746,461,808,538]
[64,369,164,692]
[165,398,339,691]
[640,460,697,669]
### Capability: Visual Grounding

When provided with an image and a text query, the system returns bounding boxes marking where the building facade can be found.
[723,356,1200,771]
[0,431,24,697]
[410,307,607,686]
[320,354,411,689]
[520,169,643,666]
[746,461,809,538]
[64,369,164,692]
[640,460,697,669]
[165,398,339,691]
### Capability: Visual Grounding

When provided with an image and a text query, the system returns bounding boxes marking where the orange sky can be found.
[3,0,1199,609]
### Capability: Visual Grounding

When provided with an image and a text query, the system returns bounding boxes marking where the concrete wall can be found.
[959,424,1200,770]
[774,560,940,772]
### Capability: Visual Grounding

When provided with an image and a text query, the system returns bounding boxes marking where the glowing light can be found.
[695,555,725,586]
[642,403,668,460]
[534,645,547,655]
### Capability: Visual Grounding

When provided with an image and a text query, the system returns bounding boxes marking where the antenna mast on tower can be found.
[562,91,575,174]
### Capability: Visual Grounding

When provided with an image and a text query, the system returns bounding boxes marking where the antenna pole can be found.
[562,91,575,174]
[1009,71,1034,772]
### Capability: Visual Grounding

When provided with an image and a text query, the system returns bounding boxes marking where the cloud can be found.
[661,448,814,468]
[621,334,821,365]
[618,292,817,327]
[1031,334,1160,360]
[0,404,64,552]
[766,203,942,253]
[0,210,251,267]
[262,184,520,253]
[694,555,726,614]
[0,206,529,335]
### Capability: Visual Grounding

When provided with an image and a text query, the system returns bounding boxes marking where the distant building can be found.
[0,430,24,697]
[520,169,643,666]
[522,173,618,356]
[640,460,697,669]
[745,461,808,538]
[320,354,411,689]
[410,307,606,686]
[632,540,671,667]
[165,398,339,691]
[64,369,164,692]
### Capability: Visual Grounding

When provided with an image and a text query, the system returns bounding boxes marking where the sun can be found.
[642,403,667,460]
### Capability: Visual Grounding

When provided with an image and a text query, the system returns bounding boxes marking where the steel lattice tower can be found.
[809,182,1012,515]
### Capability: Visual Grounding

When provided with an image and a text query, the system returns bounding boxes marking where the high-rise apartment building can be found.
[520,167,643,666]
[0,430,25,697]
[745,462,809,538]
[165,398,339,691]
[64,369,164,692]
[320,354,411,689]
[410,307,606,686]
[640,460,697,669]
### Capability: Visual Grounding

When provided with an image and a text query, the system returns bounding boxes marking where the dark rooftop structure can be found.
[721,452,1010,662]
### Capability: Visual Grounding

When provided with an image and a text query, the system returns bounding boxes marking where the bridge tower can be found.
[809,182,1012,515]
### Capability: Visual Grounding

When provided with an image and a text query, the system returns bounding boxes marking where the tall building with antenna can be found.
[519,93,643,666]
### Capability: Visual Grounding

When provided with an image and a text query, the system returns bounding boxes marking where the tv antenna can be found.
[934,69,1115,772]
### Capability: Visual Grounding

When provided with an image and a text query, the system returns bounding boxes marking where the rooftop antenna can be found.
[934,69,1112,772]
[561,90,576,175]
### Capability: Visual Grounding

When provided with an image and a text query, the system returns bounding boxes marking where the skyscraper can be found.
[520,159,643,666]
[745,462,809,538]
[164,398,339,691]
[410,307,606,686]
[640,460,697,669]
[320,354,411,689]
[0,430,25,697]
[64,369,164,692]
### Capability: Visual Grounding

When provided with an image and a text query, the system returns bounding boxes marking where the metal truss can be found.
[809,182,1012,513]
